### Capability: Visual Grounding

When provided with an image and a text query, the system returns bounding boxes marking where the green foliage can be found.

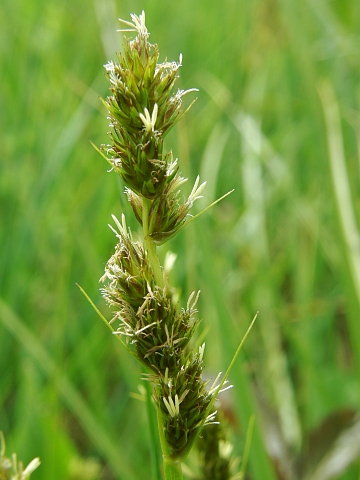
[1,0,360,479]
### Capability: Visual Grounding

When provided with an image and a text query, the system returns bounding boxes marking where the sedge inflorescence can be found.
[99,11,225,461]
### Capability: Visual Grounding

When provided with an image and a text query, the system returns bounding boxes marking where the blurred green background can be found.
[1,0,360,479]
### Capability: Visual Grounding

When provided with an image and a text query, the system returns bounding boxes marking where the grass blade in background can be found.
[319,82,360,374]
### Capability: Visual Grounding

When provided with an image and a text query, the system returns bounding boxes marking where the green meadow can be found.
[1,0,360,478]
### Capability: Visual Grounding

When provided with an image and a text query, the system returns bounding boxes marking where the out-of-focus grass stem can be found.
[319,81,360,373]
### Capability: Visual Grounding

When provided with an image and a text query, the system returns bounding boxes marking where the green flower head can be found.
[102,11,197,199]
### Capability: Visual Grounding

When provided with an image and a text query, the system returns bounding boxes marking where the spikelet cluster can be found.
[99,12,224,460]
[195,412,241,480]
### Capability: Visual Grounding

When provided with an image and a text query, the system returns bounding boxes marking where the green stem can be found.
[143,197,173,478]
[163,457,183,480]
[142,197,164,288]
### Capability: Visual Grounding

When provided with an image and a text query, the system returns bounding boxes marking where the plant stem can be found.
[163,457,183,480]
[142,197,165,288]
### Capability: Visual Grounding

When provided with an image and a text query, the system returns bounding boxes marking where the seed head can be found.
[101,12,197,199]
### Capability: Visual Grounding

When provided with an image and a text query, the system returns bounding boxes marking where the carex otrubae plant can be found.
[98,11,231,478]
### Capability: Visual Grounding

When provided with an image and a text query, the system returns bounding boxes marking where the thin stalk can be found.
[142,197,165,288]
[143,197,174,478]
[163,458,183,480]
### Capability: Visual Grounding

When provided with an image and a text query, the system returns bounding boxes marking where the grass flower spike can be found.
[97,11,231,478]
[102,11,197,200]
